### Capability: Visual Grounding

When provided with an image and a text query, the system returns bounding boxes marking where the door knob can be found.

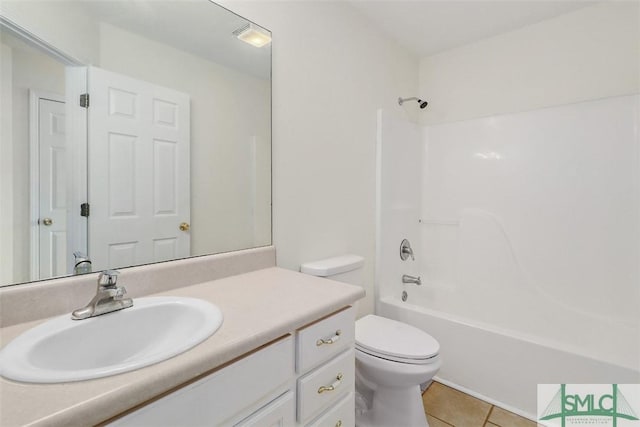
[41,218,53,226]
[179,222,190,231]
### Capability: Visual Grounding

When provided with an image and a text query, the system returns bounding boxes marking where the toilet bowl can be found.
[355,315,441,427]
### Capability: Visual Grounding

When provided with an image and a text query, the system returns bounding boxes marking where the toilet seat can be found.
[356,315,439,365]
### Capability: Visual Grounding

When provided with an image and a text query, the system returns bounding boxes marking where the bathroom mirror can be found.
[0,1,271,287]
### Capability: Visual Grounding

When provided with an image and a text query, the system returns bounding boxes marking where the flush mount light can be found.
[233,23,271,48]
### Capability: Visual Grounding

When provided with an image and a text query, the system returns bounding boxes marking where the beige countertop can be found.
[0,267,365,427]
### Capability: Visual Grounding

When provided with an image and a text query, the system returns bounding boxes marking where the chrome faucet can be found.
[400,239,415,261]
[73,251,92,275]
[71,270,133,320]
[402,274,421,285]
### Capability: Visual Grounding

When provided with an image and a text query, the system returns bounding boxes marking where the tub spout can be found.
[402,274,421,285]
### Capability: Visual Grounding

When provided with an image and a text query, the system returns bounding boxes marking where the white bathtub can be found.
[378,295,640,420]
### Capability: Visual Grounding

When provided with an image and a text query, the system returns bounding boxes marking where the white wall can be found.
[419,1,640,125]
[220,1,419,317]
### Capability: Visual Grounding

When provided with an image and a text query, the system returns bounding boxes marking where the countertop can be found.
[0,267,365,427]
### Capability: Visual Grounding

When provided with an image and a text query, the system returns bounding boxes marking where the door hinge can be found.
[80,93,90,108]
[80,203,90,217]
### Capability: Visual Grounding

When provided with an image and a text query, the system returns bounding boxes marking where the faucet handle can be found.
[400,239,415,261]
[98,270,120,287]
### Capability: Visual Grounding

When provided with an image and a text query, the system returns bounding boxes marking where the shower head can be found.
[398,97,428,109]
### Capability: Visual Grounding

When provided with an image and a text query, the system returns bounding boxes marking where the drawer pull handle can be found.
[318,373,343,394]
[335,421,342,427]
[316,330,341,346]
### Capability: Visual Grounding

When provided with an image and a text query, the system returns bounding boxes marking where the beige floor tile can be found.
[484,423,499,427]
[427,414,453,427]
[423,382,492,427]
[487,406,536,427]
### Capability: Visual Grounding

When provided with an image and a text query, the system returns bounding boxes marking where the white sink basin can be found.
[0,296,223,383]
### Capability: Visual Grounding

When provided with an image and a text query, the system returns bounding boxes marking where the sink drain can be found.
[402,291,408,302]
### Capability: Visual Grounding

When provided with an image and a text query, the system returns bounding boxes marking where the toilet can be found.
[301,255,441,427]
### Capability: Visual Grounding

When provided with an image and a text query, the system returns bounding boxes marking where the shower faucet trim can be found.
[400,239,415,261]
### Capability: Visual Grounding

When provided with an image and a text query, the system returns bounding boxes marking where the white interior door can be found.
[37,96,68,278]
[87,66,190,271]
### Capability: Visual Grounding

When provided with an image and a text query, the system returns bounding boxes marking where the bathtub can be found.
[378,295,640,420]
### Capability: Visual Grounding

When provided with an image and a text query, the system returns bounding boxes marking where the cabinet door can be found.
[235,391,295,427]
[109,336,294,426]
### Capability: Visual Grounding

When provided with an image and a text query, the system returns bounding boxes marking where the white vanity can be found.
[111,307,356,426]
[0,248,365,427]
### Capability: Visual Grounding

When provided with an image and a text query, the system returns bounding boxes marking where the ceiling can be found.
[347,1,596,57]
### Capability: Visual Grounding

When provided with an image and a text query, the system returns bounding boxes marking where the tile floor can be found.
[422,382,536,427]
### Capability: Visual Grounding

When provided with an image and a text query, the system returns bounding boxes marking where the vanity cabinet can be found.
[108,306,356,427]
[109,336,295,426]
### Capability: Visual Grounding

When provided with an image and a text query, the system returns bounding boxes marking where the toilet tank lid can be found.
[300,255,364,277]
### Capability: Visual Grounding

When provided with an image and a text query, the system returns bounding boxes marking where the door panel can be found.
[87,66,190,271]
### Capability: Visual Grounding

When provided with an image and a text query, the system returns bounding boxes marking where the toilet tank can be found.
[300,255,364,286]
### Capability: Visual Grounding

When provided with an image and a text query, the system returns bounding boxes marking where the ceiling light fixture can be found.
[233,23,271,48]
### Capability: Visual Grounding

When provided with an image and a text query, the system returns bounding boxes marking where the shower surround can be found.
[376,94,640,418]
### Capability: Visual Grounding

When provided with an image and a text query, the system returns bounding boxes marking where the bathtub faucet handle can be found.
[400,239,415,261]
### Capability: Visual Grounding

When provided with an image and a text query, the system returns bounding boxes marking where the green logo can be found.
[539,384,639,427]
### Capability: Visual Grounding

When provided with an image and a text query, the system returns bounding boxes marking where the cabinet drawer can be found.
[234,391,295,427]
[296,307,355,372]
[110,336,294,426]
[297,349,355,423]
[307,392,355,427]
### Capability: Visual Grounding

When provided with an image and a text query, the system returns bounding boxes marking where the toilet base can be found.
[355,384,429,427]
[354,351,441,427]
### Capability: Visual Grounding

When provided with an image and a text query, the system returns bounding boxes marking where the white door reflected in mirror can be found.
[33,94,68,281]
[87,66,191,271]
